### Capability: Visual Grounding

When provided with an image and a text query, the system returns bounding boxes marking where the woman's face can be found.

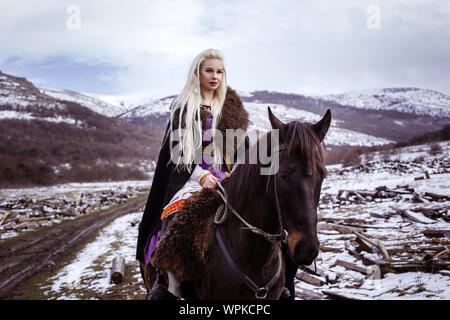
[199,58,224,93]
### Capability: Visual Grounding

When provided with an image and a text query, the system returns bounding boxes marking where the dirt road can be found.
[0,194,147,299]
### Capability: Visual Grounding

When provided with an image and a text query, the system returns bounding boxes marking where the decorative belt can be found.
[161,199,186,220]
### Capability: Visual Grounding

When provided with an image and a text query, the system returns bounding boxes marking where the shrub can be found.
[342,150,362,167]
[429,143,442,156]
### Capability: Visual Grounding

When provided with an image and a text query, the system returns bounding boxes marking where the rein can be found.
[214,181,288,243]
[215,227,283,299]
[213,148,289,299]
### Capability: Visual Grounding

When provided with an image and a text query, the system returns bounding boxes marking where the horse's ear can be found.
[313,109,331,142]
[268,107,285,130]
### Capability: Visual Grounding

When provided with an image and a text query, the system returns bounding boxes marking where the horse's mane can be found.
[223,121,327,211]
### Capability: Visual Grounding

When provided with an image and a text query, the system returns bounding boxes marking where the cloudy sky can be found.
[1,0,449,97]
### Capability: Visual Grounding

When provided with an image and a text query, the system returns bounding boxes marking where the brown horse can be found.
[142,107,331,299]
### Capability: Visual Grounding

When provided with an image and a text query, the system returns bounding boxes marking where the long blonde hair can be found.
[169,48,228,172]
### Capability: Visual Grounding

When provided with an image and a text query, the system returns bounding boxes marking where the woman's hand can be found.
[202,174,219,189]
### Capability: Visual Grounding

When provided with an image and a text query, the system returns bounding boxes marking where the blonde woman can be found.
[136,49,249,299]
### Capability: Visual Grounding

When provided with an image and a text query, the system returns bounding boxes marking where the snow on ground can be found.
[40,210,146,300]
[4,141,449,300]
[293,141,450,300]
[0,180,151,240]
[0,180,150,201]
[324,141,450,195]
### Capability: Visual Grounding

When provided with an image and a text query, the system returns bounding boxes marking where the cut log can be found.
[295,270,325,286]
[391,189,413,195]
[376,240,391,264]
[295,288,323,300]
[300,263,338,284]
[365,265,381,280]
[354,192,367,202]
[320,245,343,253]
[318,222,364,234]
[423,229,450,238]
[354,232,378,253]
[334,259,369,274]
[424,192,449,200]
[358,190,378,198]
[370,212,390,219]
[402,210,436,224]
[17,217,50,223]
[390,260,450,273]
[111,255,126,284]
[321,289,372,300]
[0,212,10,226]
[439,270,450,277]
[338,190,349,200]
[361,253,389,267]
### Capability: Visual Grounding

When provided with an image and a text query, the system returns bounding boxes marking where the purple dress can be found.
[199,112,228,181]
[143,108,228,265]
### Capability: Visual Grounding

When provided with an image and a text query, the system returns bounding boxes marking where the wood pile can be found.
[296,182,449,299]
[321,185,449,209]
[0,189,144,236]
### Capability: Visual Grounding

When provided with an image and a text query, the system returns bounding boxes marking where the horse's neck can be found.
[221,197,280,271]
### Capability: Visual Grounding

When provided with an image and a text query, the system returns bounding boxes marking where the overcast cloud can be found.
[0,0,449,96]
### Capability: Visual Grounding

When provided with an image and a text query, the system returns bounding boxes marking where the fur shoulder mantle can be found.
[172,87,249,134]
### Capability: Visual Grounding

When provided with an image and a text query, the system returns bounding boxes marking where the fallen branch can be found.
[354,232,378,253]
[318,222,364,234]
[376,240,391,264]
[423,229,450,238]
[402,210,436,224]
[321,289,372,300]
[295,270,326,286]
[0,212,10,226]
[334,259,369,274]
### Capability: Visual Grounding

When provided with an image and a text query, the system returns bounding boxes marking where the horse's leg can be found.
[140,261,156,299]
[281,242,297,300]
[167,271,182,297]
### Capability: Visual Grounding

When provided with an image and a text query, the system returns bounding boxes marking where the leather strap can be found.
[215,227,283,299]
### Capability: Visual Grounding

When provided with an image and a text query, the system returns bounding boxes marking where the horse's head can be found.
[268,107,331,266]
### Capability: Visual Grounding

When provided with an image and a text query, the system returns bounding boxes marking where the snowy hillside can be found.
[321,88,450,118]
[244,102,393,147]
[119,97,394,147]
[0,71,135,118]
[119,95,174,119]
[0,72,63,109]
[38,86,130,117]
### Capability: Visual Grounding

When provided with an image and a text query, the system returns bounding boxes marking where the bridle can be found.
[214,180,288,243]
[213,144,289,299]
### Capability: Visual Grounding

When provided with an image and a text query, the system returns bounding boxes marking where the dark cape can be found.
[136,87,249,262]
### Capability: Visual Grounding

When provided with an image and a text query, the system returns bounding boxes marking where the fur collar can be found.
[173,87,249,131]
[173,87,249,150]
[202,87,249,156]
